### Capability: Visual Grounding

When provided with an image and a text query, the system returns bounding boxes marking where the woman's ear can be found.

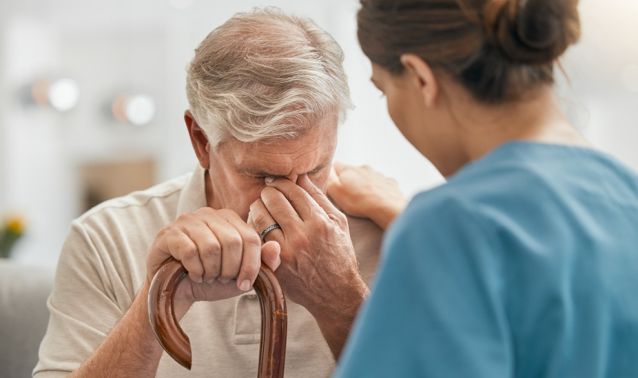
[399,54,439,108]
[184,110,211,169]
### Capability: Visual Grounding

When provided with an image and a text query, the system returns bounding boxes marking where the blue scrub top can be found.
[335,141,638,378]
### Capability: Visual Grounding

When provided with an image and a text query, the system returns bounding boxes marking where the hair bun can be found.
[484,0,581,65]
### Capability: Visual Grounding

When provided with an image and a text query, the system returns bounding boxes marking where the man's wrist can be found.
[70,282,164,378]
[310,273,369,359]
[311,273,368,325]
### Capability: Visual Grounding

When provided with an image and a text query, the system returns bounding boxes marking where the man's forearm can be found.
[312,277,369,359]
[315,312,358,360]
[70,283,163,378]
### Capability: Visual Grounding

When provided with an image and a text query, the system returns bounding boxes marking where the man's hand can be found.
[248,174,369,357]
[146,207,281,319]
[327,162,407,230]
[72,208,282,378]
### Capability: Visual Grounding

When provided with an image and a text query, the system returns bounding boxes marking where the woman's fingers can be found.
[333,161,346,174]
[327,164,342,192]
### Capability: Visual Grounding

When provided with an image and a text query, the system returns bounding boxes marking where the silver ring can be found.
[259,223,281,242]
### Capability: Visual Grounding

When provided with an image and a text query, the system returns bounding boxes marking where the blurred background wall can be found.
[0,0,636,267]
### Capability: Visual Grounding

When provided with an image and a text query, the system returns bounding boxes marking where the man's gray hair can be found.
[186,8,353,147]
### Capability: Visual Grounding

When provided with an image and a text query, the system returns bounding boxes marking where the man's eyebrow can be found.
[238,167,281,177]
[239,162,328,177]
[308,162,327,174]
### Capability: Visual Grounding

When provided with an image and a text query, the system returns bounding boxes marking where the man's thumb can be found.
[261,240,281,271]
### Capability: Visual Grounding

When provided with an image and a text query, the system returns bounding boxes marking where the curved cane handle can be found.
[147,258,287,377]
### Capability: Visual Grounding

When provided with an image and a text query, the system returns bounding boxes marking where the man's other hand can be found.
[249,175,368,323]
[145,208,281,319]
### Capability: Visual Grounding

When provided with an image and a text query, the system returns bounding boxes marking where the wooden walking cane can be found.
[148,258,287,377]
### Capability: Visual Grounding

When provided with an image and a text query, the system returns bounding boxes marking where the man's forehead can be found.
[216,122,338,175]
[234,144,332,176]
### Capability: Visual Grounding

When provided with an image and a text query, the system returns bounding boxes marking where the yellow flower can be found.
[5,217,25,235]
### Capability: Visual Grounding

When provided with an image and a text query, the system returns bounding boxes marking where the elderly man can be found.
[34,8,389,378]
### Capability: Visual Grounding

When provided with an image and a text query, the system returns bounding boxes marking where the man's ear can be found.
[399,54,439,108]
[184,110,210,169]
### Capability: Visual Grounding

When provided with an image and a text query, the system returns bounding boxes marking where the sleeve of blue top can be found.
[335,196,512,378]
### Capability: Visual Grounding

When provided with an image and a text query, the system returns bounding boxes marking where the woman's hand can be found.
[327,162,406,230]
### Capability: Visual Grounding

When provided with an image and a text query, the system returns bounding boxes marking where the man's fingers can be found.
[261,241,281,271]
[260,186,304,230]
[202,218,243,283]
[223,214,262,291]
[165,229,204,283]
[265,178,326,221]
[248,200,282,271]
[181,221,221,283]
[298,174,342,216]
[249,199,285,243]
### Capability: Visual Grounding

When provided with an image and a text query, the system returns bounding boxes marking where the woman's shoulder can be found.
[382,184,503,284]
[391,163,562,252]
[382,169,551,283]
[389,186,492,252]
[407,164,550,220]
[415,148,583,220]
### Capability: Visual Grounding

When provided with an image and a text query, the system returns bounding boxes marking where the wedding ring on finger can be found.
[259,223,281,242]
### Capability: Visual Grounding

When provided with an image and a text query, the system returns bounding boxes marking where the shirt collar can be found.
[176,165,208,217]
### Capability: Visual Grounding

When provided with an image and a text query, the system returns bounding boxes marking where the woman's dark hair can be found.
[357,0,581,103]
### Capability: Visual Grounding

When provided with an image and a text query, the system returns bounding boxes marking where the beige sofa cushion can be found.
[0,260,54,378]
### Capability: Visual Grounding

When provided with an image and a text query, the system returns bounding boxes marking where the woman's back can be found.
[337,141,638,377]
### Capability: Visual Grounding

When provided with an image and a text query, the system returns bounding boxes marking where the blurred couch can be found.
[0,260,54,378]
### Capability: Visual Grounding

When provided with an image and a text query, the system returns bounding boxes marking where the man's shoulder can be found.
[346,215,383,285]
[347,215,382,240]
[85,173,191,215]
[77,173,192,223]
[58,173,195,295]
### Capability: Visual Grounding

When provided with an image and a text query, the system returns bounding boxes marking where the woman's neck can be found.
[455,86,590,166]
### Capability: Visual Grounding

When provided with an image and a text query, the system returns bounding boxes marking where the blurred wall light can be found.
[29,78,80,112]
[111,94,157,127]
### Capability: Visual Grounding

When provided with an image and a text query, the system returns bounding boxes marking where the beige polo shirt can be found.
[33,166,382,377]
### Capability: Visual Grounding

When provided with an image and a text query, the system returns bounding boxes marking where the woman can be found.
[331,0,638,377]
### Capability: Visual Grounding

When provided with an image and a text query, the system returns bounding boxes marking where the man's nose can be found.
[264,174,301,184]
[287,174,299,183]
